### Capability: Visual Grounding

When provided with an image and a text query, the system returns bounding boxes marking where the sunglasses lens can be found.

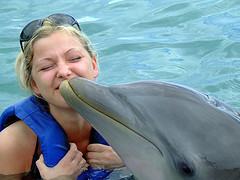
[48,13,76,26]
[20,19,42,41]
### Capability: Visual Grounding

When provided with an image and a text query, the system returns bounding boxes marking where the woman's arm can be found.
[0,120,37,178]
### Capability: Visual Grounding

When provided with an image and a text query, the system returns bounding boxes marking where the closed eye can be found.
[70,56,82,62]
[40,65,53,71]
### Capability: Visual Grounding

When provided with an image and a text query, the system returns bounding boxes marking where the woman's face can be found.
[31,31,98,109]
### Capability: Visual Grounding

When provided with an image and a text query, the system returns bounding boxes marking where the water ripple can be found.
[1,0,240,113]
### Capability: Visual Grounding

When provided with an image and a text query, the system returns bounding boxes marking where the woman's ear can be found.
[31,80,41,95]
[93,57,99,78]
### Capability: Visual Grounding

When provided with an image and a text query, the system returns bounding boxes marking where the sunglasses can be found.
[19,13,81,52]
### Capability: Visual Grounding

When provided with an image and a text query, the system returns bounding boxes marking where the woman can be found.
[0,13,124,179]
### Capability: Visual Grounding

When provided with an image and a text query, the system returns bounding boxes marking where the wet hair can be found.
[15,18,96,96]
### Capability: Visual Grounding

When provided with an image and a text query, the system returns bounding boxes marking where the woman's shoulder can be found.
[2,120,37,140]
[0,120,37,174]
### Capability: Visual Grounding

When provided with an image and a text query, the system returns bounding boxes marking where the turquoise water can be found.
[1,0,240,114]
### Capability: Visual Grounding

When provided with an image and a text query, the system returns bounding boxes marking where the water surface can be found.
[1,0,240,113]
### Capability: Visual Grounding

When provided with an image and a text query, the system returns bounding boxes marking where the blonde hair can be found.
[15,18,96,95]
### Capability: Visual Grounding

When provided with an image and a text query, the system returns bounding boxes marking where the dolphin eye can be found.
[179,162,195,177]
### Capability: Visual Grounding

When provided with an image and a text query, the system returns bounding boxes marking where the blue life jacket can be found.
[0,95,111,179]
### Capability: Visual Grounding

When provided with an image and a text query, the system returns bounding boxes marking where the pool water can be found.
[1,0,240,114]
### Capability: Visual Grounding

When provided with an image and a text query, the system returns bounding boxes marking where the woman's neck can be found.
[49,105,92,154]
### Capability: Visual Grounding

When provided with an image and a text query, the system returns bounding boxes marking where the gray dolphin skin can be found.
[60,77,240,180]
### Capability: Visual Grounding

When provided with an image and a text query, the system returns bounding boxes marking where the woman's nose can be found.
[57,62,72,79]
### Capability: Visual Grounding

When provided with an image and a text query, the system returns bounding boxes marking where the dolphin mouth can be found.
[60,78,164,157]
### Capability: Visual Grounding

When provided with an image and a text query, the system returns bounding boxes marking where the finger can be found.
[74,158,89,176]
[87,144,106,152]
[86,154,102,165]
[77,163,89,175]
[91,164,105,170]
[72,150,84,165]
[36,154,49,176]
[78,157,87,166]
[77,158,88,170]
[86,151,102,161]
[36,154,45,168]
[62,143,80,162]
[82,164,89,171]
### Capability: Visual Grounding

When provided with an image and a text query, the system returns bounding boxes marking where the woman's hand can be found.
[86,144,124,171]
[36,143,88,180]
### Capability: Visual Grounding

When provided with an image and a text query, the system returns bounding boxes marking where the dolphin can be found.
[60,77,240,180]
